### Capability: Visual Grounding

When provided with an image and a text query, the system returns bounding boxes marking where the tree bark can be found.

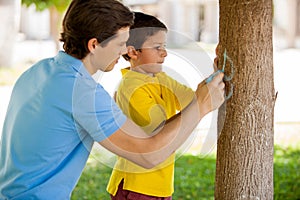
[215,0,276,199]
[49,6,63,52]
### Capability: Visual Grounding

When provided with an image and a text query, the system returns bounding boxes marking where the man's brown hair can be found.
[60,0,134,59]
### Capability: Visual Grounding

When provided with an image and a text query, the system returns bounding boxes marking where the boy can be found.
[0,1,225,199]
[107,12,198,200]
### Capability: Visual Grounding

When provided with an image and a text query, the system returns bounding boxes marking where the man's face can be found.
[95,27,130,72]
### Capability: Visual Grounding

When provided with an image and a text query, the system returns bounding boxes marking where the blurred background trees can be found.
[0,0,21,67]
[21,0,70,11]
[1,0,299,68]
[0,0,70,68]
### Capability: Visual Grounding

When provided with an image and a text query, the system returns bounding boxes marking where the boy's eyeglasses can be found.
[152,45,167,51]
[138,45,167,52]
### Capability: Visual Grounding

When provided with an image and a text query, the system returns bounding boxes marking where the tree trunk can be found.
[215,0,276,199]
[49,6,63,52]
[286,0,298,48]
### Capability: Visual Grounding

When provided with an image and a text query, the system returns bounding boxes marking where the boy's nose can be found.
[161,49,167,57]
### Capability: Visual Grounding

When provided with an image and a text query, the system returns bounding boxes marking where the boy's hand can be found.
[195,72,225,117]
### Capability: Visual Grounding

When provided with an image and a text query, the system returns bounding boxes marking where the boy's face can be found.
[134,30,167,74]
[95,27,129,72]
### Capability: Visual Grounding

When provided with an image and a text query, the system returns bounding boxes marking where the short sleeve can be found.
[73,77,127,142]
[128,88,167,134]
[157,72,195,111]
[173,81,195,111]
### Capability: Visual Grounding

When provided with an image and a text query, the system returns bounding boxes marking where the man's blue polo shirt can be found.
[0,51,127,199]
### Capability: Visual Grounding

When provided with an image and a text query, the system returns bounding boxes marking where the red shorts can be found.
[110,180,172,200]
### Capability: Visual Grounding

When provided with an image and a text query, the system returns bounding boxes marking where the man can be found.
[0,0,225,199]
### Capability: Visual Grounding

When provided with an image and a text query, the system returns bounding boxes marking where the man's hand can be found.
[195,72,225,118]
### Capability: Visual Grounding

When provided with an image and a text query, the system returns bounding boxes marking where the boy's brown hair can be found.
[123,12,168,61]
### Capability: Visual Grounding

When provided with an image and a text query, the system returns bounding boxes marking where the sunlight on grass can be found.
[0,68,23,86]
[72,145,300,200]
[0,62,32,86]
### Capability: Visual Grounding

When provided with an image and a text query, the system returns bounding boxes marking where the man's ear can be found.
[127,46,138,60]
[87,38,99,53]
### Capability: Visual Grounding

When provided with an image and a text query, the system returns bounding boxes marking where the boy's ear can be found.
[127,46,138,60]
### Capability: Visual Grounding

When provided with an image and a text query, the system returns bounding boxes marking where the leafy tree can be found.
[21,0,70,12]
[21,0,72,51]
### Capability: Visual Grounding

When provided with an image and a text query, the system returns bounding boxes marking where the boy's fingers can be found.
[213,57,219,71]
[212,72,224,84]
[215,43,222,55]
[219,82,225,90]
[210,73,225,93]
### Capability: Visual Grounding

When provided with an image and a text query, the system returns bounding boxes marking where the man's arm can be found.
[99,72,225,169]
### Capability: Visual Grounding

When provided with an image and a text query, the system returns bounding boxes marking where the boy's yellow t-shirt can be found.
[107,68,195,197]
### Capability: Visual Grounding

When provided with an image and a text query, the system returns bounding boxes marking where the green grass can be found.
[71,145,300,200]
[71,160,112,200]
[273,146,300,200]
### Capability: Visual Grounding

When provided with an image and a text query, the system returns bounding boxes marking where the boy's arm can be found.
[99,73,225,169]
